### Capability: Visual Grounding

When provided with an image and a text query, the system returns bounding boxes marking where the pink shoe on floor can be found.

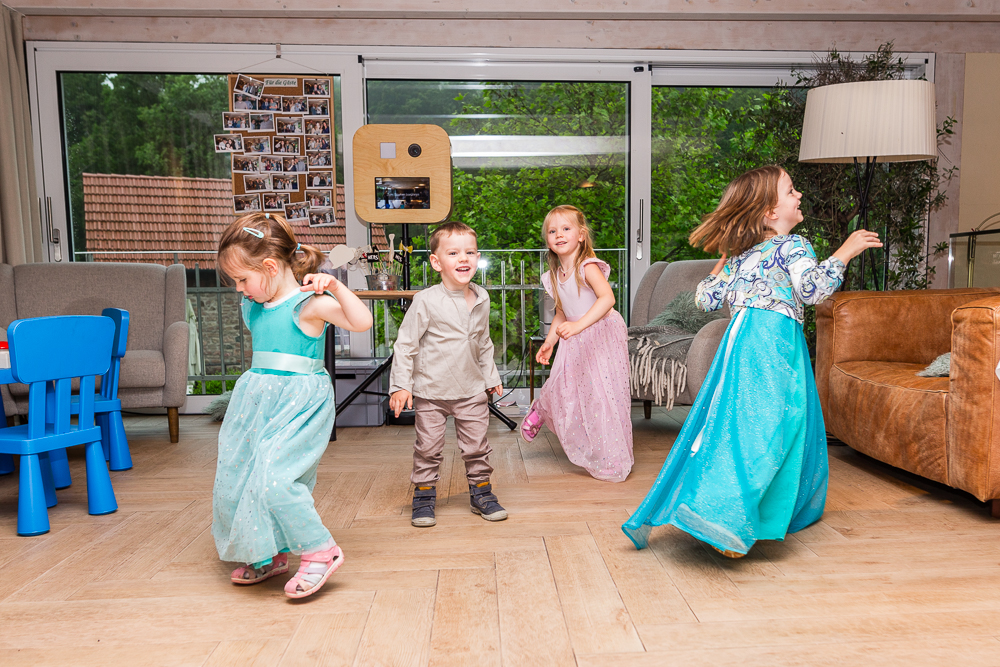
[520,404,543,443]
[284,545,344,599]
[231,553,289,585]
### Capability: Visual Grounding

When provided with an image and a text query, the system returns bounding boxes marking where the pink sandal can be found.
[231,553,289,585]
[520,405,543,443]
[284,545,344,599]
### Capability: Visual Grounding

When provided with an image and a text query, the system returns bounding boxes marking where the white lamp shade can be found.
[798,79,937,163]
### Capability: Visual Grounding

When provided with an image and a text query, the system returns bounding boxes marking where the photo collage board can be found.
[217,74,337,227]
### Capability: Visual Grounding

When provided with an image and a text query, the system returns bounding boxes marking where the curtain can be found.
[0,6,43,265]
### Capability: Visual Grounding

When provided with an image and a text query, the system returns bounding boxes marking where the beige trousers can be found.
[411,392,493,486]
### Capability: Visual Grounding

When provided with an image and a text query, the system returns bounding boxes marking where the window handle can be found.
[43,196,62,261]
[636,199,643,261]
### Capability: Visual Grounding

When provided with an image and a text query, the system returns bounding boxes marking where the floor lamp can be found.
[798,79,937,290]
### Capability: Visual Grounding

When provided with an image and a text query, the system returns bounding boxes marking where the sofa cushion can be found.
[119,350,165,389]
[827,361,949,485]
[12,263,167,350]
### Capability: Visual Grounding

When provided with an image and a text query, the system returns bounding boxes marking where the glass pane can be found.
[366,79,629,390]
[650,87,771,263]
[59,72,348,395]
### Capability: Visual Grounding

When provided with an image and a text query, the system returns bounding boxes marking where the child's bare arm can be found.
[299,274,373,332]
[554,263,615,340]
[536,308,565,365]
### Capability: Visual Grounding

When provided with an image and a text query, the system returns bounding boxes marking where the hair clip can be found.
[243,226,264,238]
[296,243,301,251]
[265,213,270,219]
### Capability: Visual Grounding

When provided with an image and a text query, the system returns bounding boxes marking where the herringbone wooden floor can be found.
[2,407,999,666]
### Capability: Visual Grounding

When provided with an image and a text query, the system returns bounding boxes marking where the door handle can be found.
[635,199,643,261]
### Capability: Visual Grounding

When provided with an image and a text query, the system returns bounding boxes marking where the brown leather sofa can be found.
[816,288,1000,517]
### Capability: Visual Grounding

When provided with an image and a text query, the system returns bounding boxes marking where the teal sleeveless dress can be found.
[212,291,335,565]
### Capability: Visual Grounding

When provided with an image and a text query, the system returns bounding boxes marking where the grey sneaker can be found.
[411,486,436,527]
[469,482,508,521]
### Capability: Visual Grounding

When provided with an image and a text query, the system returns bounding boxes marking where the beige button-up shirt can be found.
[389,283,502,401]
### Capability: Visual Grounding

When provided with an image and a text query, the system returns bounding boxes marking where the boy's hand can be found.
[389,389,413,417]
[832,230,882,265]
[301,273,342,294]
[489,384,503,396]
[536,340,554,365]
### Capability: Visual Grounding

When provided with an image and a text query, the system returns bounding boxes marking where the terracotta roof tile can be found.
[82,173,348,269]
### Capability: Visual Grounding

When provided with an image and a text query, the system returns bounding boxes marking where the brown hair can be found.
[688,165,784,256]
[217,212,326,293]
[428,221,477,255]
[543,205,597,314]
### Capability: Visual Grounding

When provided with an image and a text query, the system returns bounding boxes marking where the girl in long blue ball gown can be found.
[622,165,882,557]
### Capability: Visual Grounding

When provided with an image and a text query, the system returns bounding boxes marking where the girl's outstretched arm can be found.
[554,262,615,340]
[832,229,882,265]
[299,273,374,332]
[536,308,566,365]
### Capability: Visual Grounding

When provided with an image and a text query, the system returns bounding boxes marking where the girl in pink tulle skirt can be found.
[522,205,634,482]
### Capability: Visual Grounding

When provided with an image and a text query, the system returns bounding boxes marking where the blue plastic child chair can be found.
[35,308,132,491]
[0,315,117,536]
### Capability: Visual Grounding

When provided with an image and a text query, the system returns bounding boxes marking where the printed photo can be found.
[259,155,284,173]
[243,136,271,155]
[307,150,333,168]
[283,155,309,173]
[232,154,260,172]
[272,174,300,192]
[273,136,301,154]
[305,135,331,151]
[233,93,257,111]
[309,209,337,227]
[282,96,307,114]
[214,134,243,153]
[222,112,249,130]
[236,74,264,99]
[305,118,331,136]
[243,174,271,193]
[276,116,304,135]
[307,171,334,188]
[305,189,334,208]
[263,192,291,212]
[258,94,282,112]
[248,113,275,132]
[233,193,261,213]
[284,201,310,222]
[307,98,330,116]
[303,78,331,97]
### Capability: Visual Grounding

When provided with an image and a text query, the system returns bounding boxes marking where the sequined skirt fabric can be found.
[622,307,828,554]
[534,310,634,482]
[212,370,335,564]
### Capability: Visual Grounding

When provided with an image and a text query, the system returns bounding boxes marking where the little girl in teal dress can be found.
[212,212,372,597]
[622,165,882,557]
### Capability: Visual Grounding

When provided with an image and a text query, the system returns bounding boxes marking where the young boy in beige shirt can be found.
[389,221,507,527]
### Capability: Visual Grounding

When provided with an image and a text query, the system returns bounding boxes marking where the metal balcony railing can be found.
[75,248,627,394]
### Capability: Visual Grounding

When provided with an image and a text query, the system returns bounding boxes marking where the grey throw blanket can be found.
[628,325,694,411]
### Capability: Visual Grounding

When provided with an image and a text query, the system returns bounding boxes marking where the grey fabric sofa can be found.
[0,262,189,442]
[630,259,730,418]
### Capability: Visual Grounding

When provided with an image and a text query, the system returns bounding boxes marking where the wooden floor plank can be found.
[353,588,435,667]
[277,612,368,667]
[495,549,575,666]
[546,533,645,655]
[428,567,502,667]
[588,520,697,625]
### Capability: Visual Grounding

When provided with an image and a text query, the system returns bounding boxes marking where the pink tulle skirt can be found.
[534,311,634,482]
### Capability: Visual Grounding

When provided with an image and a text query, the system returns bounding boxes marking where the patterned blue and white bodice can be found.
[695,235,845,323]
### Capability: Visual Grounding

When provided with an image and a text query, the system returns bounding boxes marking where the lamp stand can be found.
[852,156,889,291]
